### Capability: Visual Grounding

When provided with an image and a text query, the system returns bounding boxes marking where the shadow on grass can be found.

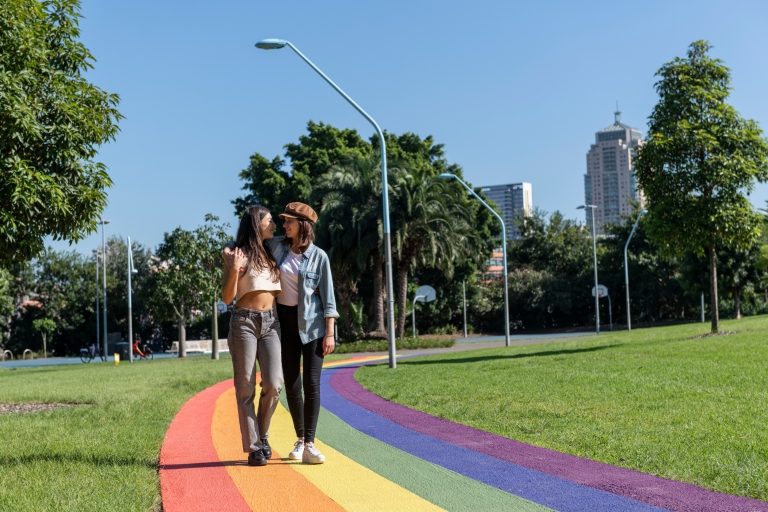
[0,452,158,469]
[400,344,619,365]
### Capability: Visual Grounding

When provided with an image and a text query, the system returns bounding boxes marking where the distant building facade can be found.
[482,249,504,281]
[480,182,533,239]
[584,110,644,233]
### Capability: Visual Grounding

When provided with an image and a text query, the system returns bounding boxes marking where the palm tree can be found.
[314,153,395,338]
[390,169,480,338]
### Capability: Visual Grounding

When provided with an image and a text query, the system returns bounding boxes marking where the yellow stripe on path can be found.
[269,399,445,512]
[212,388,344,511]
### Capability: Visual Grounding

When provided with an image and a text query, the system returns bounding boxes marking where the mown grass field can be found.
[358,317,768,501]
[0,352,348,511]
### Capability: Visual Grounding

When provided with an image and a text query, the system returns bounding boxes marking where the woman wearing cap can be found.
[275,202,338,464]
[221,206,283,467]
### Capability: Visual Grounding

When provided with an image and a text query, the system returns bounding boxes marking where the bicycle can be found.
[80,344,106,363]
[133,342,153,360]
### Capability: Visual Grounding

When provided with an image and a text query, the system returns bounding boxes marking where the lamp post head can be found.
[640,209,648,215]
[438,173,456,180]
[576,204,596,210]
[255,39,287,50]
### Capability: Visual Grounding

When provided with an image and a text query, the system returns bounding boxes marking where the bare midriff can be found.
[236,290,279,311]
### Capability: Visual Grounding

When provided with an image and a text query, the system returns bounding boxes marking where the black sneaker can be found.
[261,438,272,460]
[247,449,267,466]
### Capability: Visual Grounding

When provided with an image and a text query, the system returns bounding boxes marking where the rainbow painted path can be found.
[159,355,768,511]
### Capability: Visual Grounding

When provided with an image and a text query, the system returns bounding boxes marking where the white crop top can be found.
[236,263,281,301]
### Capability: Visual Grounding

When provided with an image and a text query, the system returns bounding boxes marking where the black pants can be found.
[277,304,324,444]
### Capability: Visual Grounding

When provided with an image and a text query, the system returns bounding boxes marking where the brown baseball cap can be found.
[279,202,318,224]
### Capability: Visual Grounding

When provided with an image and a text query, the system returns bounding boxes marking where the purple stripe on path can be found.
[333,367,768,512]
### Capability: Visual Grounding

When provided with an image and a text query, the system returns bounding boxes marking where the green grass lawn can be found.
[0,352,350,511]
[357,317,768,501]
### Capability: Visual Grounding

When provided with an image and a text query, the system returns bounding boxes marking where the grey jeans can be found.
[228,306,283,453]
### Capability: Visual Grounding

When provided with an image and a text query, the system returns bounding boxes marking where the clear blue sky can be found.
[49,0,768,254]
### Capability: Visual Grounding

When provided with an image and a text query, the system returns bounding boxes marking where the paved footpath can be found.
[159,350,768,512]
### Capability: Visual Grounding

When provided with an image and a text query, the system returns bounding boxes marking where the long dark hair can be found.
[235,206,280,283]
[281,218,315,254]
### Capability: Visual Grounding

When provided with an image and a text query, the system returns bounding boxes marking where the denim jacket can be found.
[266,237,338,344]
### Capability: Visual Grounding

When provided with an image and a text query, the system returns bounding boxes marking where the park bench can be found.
[169,340,230,355]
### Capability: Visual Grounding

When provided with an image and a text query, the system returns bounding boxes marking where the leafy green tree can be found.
[151,216,229,357]
[32,318,55,358]
[233,121,370,215]
[634,41,768,333]
[0,0,122,265]
[26,249,96,355]
[0,269,15,345]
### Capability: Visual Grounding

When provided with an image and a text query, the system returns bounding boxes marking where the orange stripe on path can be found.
[159,379,250,512]
[212,387,344,511]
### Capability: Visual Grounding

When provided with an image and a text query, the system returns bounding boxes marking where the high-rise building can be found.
[584,109,644,233]
[479,182,533,239]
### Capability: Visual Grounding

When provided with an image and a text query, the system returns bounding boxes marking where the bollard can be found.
[114,353,120,365]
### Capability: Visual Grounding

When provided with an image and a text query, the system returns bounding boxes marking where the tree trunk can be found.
[396,259,410,339]
[367,251,387,338]
[212,300,219,360]
[42,332,47,359]
[734,287,742,319]
[178,313,187,358]
[708,244,719,333]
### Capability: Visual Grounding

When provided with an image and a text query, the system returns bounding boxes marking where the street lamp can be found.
[254,39,398,368]
[439,173,510,346]
[98,220,110,359]
[92,249,100,357]
[577,205,599,333]
[624,209,647,331]
[127,237,138,363]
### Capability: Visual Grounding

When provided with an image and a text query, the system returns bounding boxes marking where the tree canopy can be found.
[634,41,768,332]
[0,0,123,265]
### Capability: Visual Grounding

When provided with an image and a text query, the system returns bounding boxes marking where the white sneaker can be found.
[302,442,325,464]
[289,439,304,460]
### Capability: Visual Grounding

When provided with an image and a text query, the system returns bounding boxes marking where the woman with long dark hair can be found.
[274,202,338,464]
[221,206,282,467]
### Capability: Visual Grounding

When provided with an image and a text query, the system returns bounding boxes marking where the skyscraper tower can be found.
[584,108,644,232]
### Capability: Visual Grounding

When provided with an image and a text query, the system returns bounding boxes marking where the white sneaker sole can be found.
[289,451,303,460]
[302,456,325,464]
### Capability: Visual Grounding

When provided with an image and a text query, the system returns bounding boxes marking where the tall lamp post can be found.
[127,237,138,362]
[98,220,110,358]
[254,39,398,368]
[577,205,600,334]
[439,173,510,346]
[92,249,100,357]
[624,209,647,331]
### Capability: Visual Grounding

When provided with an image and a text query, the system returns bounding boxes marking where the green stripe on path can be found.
[280,391,549,512]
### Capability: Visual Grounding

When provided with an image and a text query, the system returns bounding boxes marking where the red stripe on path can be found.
[159,379,250,512]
